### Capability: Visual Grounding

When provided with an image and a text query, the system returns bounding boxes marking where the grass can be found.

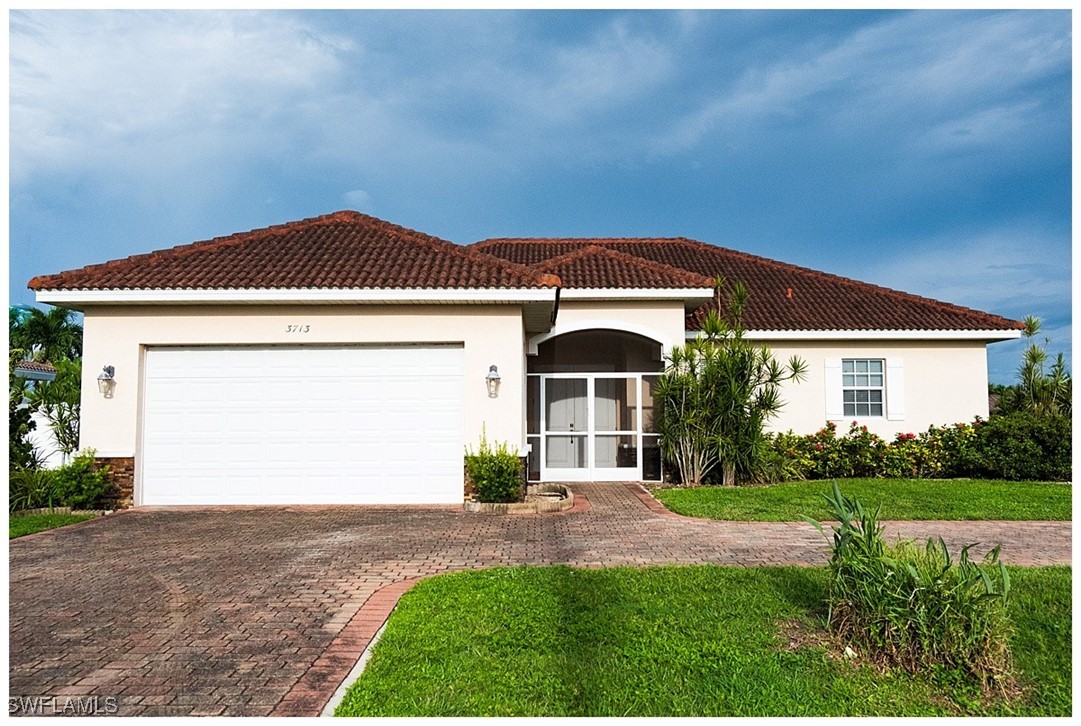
[335,565,1070,717]
[652,478,1072,521]
[9,512,95,539]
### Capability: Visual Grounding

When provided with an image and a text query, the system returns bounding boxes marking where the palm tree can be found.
[998,315,1072,417]
[9,306,82,363]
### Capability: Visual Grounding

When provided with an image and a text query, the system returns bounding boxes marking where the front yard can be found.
[335,565,1071,717]
[653,478,1072,521]
[8,512,94,539]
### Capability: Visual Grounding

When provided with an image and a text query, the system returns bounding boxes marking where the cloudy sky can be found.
[9,9,1071,383]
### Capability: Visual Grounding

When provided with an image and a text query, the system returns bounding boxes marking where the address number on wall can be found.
[285,325,311,333]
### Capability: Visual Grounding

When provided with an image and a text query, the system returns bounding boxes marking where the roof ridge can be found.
[535,244,715,288]
[30,211,560,291]
[665,237,1023,329]
[473,236,689,246]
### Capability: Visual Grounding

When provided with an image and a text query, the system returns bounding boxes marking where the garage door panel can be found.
[141,346,464,505]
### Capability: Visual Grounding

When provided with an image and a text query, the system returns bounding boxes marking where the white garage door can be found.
[141,346,464,505]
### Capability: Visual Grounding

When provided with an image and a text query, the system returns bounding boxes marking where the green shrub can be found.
[51,450,113,510]
[9,468,59,512]
[805,483,1013,692]
[767,413,1070,482]
[960,414,1071,481]
[465,434,523,503]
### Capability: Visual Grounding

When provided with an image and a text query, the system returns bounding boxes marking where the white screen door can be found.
[540,375,641,481]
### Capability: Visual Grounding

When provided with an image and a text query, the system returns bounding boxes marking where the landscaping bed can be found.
[652,478,1072,522]
[334,565,1070,716]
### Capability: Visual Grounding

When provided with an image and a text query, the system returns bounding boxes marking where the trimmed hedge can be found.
[769,413,1070,483]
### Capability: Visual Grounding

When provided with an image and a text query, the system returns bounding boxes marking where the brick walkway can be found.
[8,483,1071,716]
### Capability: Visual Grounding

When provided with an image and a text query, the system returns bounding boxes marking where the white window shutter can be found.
[824,358,844,420]
[886,357,905,421]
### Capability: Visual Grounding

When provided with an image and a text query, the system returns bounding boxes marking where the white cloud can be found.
[10,11,355,187]
[655,11,1069,155]
[342,189,370,208]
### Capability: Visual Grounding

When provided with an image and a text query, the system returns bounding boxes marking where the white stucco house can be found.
[29,211,1023,506]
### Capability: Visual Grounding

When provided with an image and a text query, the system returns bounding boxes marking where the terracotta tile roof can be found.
[29,211,559,292]
[473,237,1023,332]
[530,245,714,290]
[13,360,56,374]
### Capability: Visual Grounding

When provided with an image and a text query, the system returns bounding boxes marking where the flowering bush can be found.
[766,413,1070,482]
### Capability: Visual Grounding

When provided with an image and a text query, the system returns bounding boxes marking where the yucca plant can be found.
[804,482,1013,693]
[9,468,59,513]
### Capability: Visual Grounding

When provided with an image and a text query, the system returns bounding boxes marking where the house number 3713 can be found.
[285,325,310,333]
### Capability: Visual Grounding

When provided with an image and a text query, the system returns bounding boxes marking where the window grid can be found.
[842,359,884,417]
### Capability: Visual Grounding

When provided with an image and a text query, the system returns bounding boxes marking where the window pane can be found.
[856,374,868,386]
[643,435,662,481]
[844,403,855,415]
[856,403,869,416]
[545,435,586,468]
[856,390,869,403]
[843,390,855,402]
[545,378,587,432]
[595,435,637,469]
[869,374,883,387]
[642,376,658,433]
[842,360,855,373]
[856,360,868,373]
[870,360,883,373]
[595,378,635,431]
[870,404,883,416]
[527,377,540,434]
[843,374,855,386]
[527,436,540,481]
[869,390,882,403]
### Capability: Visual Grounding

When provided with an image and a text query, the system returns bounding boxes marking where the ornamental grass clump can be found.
[804,482,1013,694]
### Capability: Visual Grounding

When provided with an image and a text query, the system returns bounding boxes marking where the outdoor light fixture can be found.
[97,365,116,399]
[485,364,501,398]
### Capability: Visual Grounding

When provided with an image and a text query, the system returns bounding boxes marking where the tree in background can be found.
[655,279,807,486]
[9,305,84,469]
[9,306,82,363]
[995,315,1071,418]
[25,358,82,461]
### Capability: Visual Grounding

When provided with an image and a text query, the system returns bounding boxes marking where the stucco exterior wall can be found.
[761,339,991,438]
[531,300,689,355]
[79,304,527,459]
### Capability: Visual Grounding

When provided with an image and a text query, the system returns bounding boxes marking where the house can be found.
[28,211,1023,506]
[12,360,67,469]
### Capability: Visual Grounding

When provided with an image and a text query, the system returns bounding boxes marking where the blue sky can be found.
[8,9,1071,383]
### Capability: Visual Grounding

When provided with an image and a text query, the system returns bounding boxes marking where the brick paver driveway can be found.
[9,483,1071,716]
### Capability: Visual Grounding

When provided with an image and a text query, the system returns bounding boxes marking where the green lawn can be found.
[9,512,95,539]
[652,479,1072,522]
[335,565,1071,717]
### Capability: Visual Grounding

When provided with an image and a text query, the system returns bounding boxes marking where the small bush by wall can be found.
[766,413,1070,483]
[465,434,524,504]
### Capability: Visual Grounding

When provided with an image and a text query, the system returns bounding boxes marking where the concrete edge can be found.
[319,621,388,717]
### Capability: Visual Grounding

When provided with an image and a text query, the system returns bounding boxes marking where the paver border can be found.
[271,577,425,717]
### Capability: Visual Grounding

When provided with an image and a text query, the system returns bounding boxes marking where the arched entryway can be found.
[526,330,664,483]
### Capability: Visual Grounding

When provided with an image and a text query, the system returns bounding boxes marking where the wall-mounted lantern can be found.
[97,365,116,398]
[485,364,501,398]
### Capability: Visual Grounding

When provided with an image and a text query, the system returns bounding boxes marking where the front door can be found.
[540,375,641,481]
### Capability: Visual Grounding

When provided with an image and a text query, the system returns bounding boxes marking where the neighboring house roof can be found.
[13,360,57,381]
[28,211,559,292]
[530,245,715,290]
[473,237,1024,333]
